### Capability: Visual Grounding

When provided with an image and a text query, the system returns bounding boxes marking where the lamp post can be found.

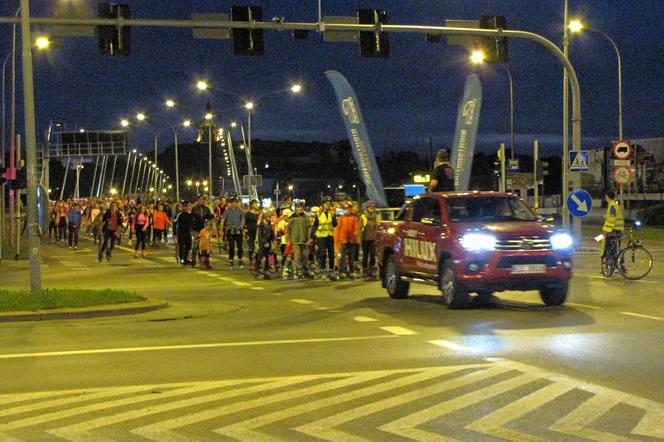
[122,149,136,195]
[569,20,624,206]
[469,50,516,159]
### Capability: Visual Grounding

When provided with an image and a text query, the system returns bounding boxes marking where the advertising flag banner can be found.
[325,70,388,207]
[450,75,483,191]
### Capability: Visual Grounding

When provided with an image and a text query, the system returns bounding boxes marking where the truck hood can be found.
[459,221,557,237]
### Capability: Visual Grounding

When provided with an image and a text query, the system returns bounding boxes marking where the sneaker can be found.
[68,246,73,250]
[74,246,78,251]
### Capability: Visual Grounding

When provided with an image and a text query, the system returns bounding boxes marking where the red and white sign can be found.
[613,166,634,185]
[612,140,633,160]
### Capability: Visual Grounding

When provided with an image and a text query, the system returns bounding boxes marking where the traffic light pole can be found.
[0,13,586,284]
[19,0,41,291]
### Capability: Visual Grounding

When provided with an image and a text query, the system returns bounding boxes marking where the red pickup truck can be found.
[377,192,573,308]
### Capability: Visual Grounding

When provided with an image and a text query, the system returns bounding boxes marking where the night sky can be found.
[1,0,663,158]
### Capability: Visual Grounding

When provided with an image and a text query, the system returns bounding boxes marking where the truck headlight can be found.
[550,233,573,250]
[461,233,496,251]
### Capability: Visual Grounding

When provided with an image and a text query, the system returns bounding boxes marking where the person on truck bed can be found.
[429,149,455,192]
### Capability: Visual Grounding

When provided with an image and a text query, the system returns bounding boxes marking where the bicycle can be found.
[601,221,653,280]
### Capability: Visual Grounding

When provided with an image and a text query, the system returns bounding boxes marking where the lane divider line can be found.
[566,303,603,310]
[0,335,400,360]
[354,316,378,322]
[290,299,315,305]
[620,311,664,322]
[380,326,418,336]
[429,340,472,351]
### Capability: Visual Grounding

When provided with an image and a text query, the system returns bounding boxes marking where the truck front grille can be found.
[497,255,558,268]
[495,236,552,251]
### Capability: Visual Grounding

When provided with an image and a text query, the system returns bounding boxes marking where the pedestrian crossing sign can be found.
[570,150,589,172]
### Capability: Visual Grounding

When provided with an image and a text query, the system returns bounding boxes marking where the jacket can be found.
[311,210,337,238]
[602,200,624,233]
[287,212,310,244]
[335,213,361,246]
[153,210,172,230]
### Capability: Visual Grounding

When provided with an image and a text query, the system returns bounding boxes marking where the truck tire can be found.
[385,255,410,299]
[539,284,568,306]
[440,261,470,309]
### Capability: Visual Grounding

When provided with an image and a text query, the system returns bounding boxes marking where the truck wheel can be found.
[385,255,409,299]
[539,285,568,306]
[440,261,470,309]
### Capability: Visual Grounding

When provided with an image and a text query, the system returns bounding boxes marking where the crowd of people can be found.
[47,193,382,281]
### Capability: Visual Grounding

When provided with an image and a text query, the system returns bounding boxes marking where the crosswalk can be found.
[1,359,662,441]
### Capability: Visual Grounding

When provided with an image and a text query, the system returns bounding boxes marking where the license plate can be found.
[511,264,546,274]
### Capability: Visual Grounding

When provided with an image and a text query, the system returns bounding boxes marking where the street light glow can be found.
[79,128,85,133]
[186,179,193,186]
[35,36,50,50]
[470,50,486,64]
[120,119,129,127]
[288,185,294,191]
[132,149,137,153]
[291,84,302,93]
[244,101,254,110]
[165,99,175,107]
[568,20,584,33]
[231,122,237,128]
[183,120,192,127]
[110,188,118,195]
[196,81,208,90]
[239,144,245,150]
[136,113,146,121]
[203,180,208,186]
[204,113,213,120]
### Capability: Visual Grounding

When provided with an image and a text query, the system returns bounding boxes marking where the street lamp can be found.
[34,36,50,50]
[470,49,515,159]
[120,119,129,127]
[569,19,625,206]
[569,20,623,140]
[165,99,175,108]
[136,112,146,121]
[196,80,208,91]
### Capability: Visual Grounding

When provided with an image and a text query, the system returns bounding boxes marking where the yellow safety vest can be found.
[315,211,335,238]
[602,200,624,233]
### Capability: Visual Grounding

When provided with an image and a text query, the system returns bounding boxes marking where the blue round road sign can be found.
[567,188,593,217]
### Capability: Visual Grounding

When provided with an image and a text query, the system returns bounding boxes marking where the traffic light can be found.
[97,3,131,56]
[535,160,549,179]
[479,16,508,64]
[231,6,264,56]
[358,9,390,58]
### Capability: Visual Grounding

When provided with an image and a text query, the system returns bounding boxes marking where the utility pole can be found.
[19,0,41,291]
[534,140,539,214]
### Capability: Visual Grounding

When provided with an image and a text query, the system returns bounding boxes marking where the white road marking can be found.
[249,286,265,291]
[290,299,315,305]
[353,316,378,322]
[620,311,664,321]
[380,326,418,336]
[566,302,603,310]
[218,367,474,441]
[379,372,537,441]
[231,281,250,287]
[466,382,576,441]
[428,340,472,351]
[550,393,631,442]
[298,365,510,441]
[0,335,397,360]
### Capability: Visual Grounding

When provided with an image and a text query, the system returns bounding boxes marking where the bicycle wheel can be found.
[601,255,615,277]
[618,245,653,280]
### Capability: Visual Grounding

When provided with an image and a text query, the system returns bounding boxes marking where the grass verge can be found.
[0,289,145,312]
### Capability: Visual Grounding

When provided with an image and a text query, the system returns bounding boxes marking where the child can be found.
[335,201,361,279]
[255,210,276,277]
[361,201,381,279]
[199,218,216,270]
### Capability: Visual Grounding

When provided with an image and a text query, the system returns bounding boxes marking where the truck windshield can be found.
[447,197,537,222]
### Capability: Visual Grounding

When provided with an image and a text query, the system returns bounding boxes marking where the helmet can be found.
[310,206,320,213]
[295,200,305,207]
[365,200,377,208]
[322,196,333,204]
[282,208,293,217]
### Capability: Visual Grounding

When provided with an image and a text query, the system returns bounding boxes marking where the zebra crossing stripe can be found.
[296,364,512,441]
[549,394,633,442]
[631,408,664,439]
[47,380,256,442]
[465,382,576,441]
[214,366,480,441]
[379,372,539,441]
[131,373,382,442]
[0,386,153,431]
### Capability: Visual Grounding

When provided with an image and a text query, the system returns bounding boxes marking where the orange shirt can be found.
[152,210,172,230]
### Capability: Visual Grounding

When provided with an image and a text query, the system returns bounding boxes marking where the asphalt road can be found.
[1,236,663,441]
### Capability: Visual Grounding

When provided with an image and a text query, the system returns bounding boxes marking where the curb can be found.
[0,299,169,323]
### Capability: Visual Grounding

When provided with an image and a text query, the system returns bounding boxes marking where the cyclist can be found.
[600,190,624,269]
